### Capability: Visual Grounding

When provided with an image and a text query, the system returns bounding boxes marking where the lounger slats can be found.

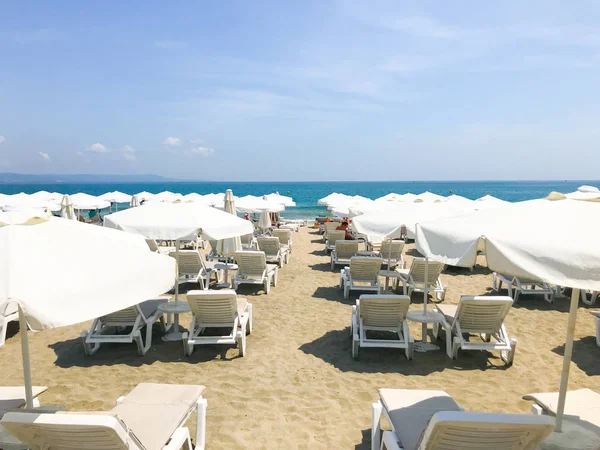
[169,251,204,275]
[187,292,238,323]
[235,251,268,276]
[457,303,512,334]
[100,306,139,324]
[272,229,292,246]
[360,297,410,328]
[240,234,254,245]
[350,258,382,282]
[409,260,444,287]
[256,237,286,261]
[379,241,404,261]
[336,241,359,259]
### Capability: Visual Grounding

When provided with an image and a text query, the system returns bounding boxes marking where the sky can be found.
[1,1,599,181]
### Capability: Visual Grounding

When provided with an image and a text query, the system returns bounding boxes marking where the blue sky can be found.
[1,1,599,181]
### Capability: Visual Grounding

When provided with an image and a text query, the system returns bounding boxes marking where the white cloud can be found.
[155,40,188,50]
[163,136,182,146]
[0,136,5,144]
[87,143,110,153]
[122,145,135,153]
[190,147,214,156]
[76,151,83,156]
[38,152,50,161]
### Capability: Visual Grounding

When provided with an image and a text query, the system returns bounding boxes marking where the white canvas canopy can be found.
[69,193,111,210]
[104,202,254,241]
[154,191,183,202]
[0,215,175,407]
[30,191,63,202]
[182,193,205,203]
[446,194,473,204]
[1,193,60,212]
[264,192,296,207]
[99,191,132,204]
[0,209,52,225]
[318,192,347,206]
[135,191,155,201]
[475,194,510,205]
[414,191,446,203]
[415,197,600,433]
[236,196,285,213]
[258,210,272,230]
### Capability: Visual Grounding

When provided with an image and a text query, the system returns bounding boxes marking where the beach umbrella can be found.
[0,215,175,407]
[446,194,473,204]
[414,191,446,203]
[375,193,405,203]
[236,196,285,214]
[30,191,63,202]
[0,209,52,226]
[60,194,76,220]
[135,191,155,202]
[69,193,111,210]
[415,197,600,440]
[264,192,296,207]
[214,189,242,258]
[475,194,510,205]
[182,193,205,203]
[258,210,272,231]
[99,191,132,211]
[154,191,183,203]
[318,192,351,206]
[1,193,60,212]
[130,195,140,208]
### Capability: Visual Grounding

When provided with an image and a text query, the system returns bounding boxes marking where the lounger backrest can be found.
[324,222,338,232]
[335,240,360,259]
[169,250,204,275]
[145,239,159,252]
[380,240,405,260]
[100,306,139,324]
[349,257,382,282]
[187,289,238,324]
[240,233,254,245]
[1,300,18,317]
[1,411,144,450]
[455,296,513,334]
[359,295,410,328]
[272,229,291,245]
[408,258,444,287]
[419,411,554,450]
[257,237,281,257]
[327,230,346,245]
[235,251,267,276]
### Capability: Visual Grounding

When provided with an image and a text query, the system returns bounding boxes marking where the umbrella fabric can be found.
[60,194,76,220]
[69,193,111,210]
[135,191,155,201]
[264,193,296,207]
[130,195,140,207]
[0,210,51,225]
[99,191,132,204]
[1,194,60,212]
[258,210,272,230]
[215,190,242,256]
[104,202,254,241]
[236,197,285,213]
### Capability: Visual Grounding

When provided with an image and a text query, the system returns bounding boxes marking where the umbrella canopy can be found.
[258,210,272,230]
[154,191,182,202]
[130,195,140,207]
[0,215,175,407]
[1,193,60,212]
[415,198,600,432]
[215,190,242,256]
[263,192,296,207]
[375,193,405,202]
[446,194,473,204]
[99,191,132,204]
[0,209,52,225]
[414,191,446,203]
[182,193,205,203]
[30,191,63,202]
[135,191,155,201]
[104,202,254,241]
[69,193,111,210]
[236,196,285,213]
[201,193,227,207]
[60,194,76,220]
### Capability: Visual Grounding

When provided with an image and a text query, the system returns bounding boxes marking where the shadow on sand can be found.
[552,336,600,376]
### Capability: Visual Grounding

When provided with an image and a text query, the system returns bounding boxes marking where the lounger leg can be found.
[264,276,271,294]
[381,431,402,450]
[596,317,600,347]
[195,397,208,450]
[133,329,146,356]
[501,338,517,365]
[371,401,382,450]
[80,331,101,355]
[163,427,192,450]
[247,304,253,334]
[0,317,8,347]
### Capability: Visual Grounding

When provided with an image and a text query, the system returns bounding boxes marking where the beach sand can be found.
[0,227,598,448]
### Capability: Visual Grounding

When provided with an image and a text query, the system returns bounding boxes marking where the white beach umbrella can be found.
[236,196,285,214]
[264,192,296,207]
[182,193,205,203]
[201,193,227,207]
[135,191,155,202]
[69,193,111,210]
[258,210,272,231]
[99,191,132,205]
[475,194,510,204]
[130,195,140,208]
[446,194,473,204]
[154,191,183,202]
[415,197,600,438]
[414,191,446,203]
[375,193,405,203]
[318,192,350,206]
[104,202,254,241]
[2,193,60,212]
[0,215,176,407]
[60,194,76,220]
[30,191,63,202]
[0,209,52,225]
[215,190,242,257]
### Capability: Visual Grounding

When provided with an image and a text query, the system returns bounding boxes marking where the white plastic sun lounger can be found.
[81,297,169,356]
[582,290,599,306]
[434,295,517,365]
[371,389,554,450]
[1,383,208,450]
[377,240,405,269]
[272,228,293,252]
[240,233,257,249]
[340,257,382,299]
[170,250,222,290]
[145,239,176,255]
[0,386,48,418]
[325,230,346,252]
[322,221,339,241]
[395,258,446,302]
[256,236,290,267]
[523,388,600,428]
[0,301,18,347]
[183,290,252,357]
[330,240,360,271]
[233,251,278,294]
[492,273,555,303]
[351,295,413,360]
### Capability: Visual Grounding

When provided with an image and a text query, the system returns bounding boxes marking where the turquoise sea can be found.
[1,181,598,219]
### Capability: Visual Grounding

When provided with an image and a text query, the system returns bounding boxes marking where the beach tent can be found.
[0,215,175,407]
[415,197,600,437]
[104,202,253,241]
[264,192,296,207]
[69,193,110,210]
[214,189,242,257]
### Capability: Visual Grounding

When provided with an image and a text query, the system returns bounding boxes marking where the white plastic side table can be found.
[407,310,444,352]
[214,263,238,289]
[159,301,191,342]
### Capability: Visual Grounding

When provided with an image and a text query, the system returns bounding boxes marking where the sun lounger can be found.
[492,273,555,303]
[330,240,360,271]
[523,388,600,427]
[170,250,222,290]
[233,251,278,294]
[0,386,48,418]
[325,230,346,252]
[351,295,413,360]
[257,236,290,267]
[434,295,517,364]
[372,389,554,450]
[582,290,598,306]
[340,256,382,299]
[377,240,405,269]
[240,233,256,249]
[272,228,293,252]
[0,301,18,347]
[81,297,169,356]
[322,221,339,241]
[1,383,208,450]
[183,290,252,357]
[145,239,176,255]
[395,258,447,302]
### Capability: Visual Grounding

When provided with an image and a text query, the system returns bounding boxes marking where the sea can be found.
[1,180,598,220]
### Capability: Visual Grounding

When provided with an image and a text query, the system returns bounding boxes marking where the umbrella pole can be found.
[555,287,579,432]
[422,257,429,341]
[19,305,34,408]
[387,236,392,268]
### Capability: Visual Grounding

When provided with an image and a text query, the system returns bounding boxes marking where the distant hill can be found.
[0,173,180,184]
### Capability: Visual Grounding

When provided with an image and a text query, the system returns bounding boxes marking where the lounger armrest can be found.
[381,431,403,450]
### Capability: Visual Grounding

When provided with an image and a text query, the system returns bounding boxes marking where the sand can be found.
[0,227,598,448]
